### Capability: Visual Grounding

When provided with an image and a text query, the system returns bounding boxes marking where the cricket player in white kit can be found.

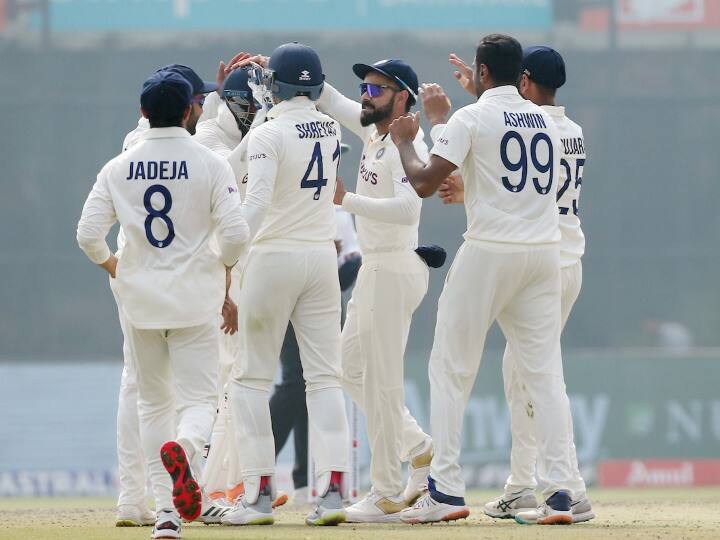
[316,59,434,522]
[388,34,577,525]
[113,63,224,528]
[499,46,593,525]
[436,47,594,524]
[77,71,249,539]
[221,42,349,527]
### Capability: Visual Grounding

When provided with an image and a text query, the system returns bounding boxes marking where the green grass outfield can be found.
[2,488,719,540]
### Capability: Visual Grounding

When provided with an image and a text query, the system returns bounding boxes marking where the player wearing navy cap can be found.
[314,58,434,523]
[77,70,249,539]
[111,54,251,528]
[389,34,577,525]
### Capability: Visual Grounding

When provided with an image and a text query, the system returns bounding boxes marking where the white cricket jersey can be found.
[317,83,425,254]
[243,97,341,247]
[542,105,586,267]
[431,85,561,245]
[123,117,150,152]
[77,127,249,329]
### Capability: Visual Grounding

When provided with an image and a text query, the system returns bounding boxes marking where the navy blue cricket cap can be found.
[522,46,566,89]
[140,70,192,118]
[353,59,418,104]
[157,63,218,95]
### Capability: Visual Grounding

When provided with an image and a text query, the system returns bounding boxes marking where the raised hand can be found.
[419,83,451,126]
[449,53,476,97]
[389,112,421,146]
[217,52,251,90]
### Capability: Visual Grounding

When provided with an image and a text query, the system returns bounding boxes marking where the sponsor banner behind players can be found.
[598,460,720,487]
[3,351,720,496]
[41,0,552,31]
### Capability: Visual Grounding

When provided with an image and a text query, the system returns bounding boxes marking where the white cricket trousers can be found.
[342,251,432,496]
[202,271,241,498]
[130,322,219,511]
[503,260,586,497]
[230,244,349,500]
[110,282,148,509]
[428,240,574,499]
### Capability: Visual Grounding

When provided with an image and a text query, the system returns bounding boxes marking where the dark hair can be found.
[147,110,186,128]
[475,34,523,86]
[402,91,413,113]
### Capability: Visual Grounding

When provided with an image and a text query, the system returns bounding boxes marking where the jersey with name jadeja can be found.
[543,105,586,267]
[245,97,341,246]
[94,128,244,329]
[431,85,561,245]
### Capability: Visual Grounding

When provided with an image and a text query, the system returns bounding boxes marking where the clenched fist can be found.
[389,112,421,146]
[419,83,451,126]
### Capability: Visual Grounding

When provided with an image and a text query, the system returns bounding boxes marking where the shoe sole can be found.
[221,516,274,526]
[115,519,142,527]
[160,441,202,522]
[345,513,404,524]
[306,511,346,526]
[402,508,470,524]
[516,513,573,525]
[573,510,595,523]
[484,509,524,519]
[272,493,289,508]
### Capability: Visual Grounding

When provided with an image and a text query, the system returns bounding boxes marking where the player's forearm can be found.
[77,232,112,265]
[396,141,442,198]
[217,217,249,267]
[317,83,365,139]
[241,196,269,241]
[342,192,420,226]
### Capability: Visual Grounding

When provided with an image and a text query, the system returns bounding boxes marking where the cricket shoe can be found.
[197,497,231,524]
[515,490,573,525]
[225,482,288,509]
[399,477,469,524]
[152,509,182,539]
[160,441,202,521]
[483,488,537,519]
[571,497,595,523]
[221,486,274,526]
[403,442,433,505]
[306,473,346,526]
[115,503,155,527]
[345,489,406,523]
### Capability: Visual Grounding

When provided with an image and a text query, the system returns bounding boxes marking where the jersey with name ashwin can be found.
[431,85,561,245]
[77,127,248,329]
[243,97,341,246]
[543,105,586,267]
[317,83,425,254]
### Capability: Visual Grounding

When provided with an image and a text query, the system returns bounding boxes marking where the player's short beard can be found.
[360,99,394,127]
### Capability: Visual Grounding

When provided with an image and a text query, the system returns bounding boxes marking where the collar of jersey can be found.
[478,85,519,103]
[540,104,566,119]
[267,96,316,120]
[142,126,191,140]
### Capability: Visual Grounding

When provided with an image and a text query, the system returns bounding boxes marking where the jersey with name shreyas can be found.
[432,85,561,245]
[245,98,341,246]
[542,105,586,267]
[99,127,241,329]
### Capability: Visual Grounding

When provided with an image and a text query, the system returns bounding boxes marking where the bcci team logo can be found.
[299,70,311,81]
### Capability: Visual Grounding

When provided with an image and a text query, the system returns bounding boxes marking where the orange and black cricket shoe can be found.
[160,441,202,521]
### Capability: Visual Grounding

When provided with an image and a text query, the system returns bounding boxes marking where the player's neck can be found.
[375,119,391,136]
